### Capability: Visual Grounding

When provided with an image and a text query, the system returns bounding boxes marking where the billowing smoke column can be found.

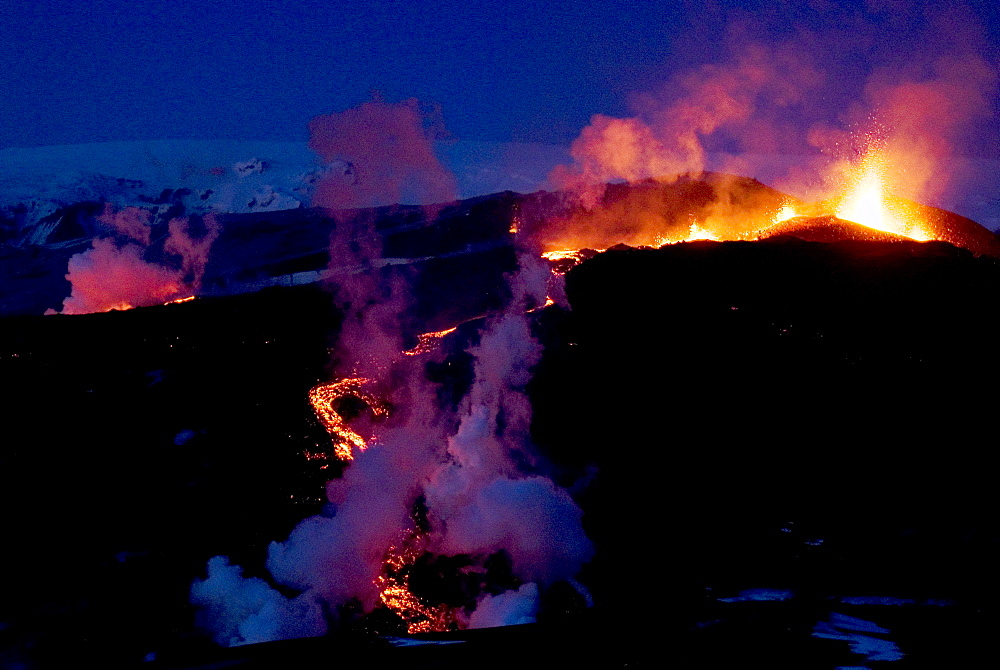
[52,205,220,315]
[191,99,592,645]
[541,1,997,250]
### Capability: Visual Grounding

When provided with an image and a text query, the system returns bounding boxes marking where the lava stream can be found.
[308,377,388,461]
[376,530,460,633]
[309,329,462,628]
[402,327,458,356]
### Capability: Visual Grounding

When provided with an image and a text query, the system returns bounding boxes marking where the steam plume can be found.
[52,205,220,315]
[57,238,183,315]
[309,97,457,209]
[192,101,591,644]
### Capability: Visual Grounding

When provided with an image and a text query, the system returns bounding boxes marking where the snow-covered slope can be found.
[1,141,317,235]
[0,140,572,240]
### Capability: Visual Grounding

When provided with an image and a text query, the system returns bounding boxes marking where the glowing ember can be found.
[402,327,458,356]
[525,295,558,314]
[308,378,388,461]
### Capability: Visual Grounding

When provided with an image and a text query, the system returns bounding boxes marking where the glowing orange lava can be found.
[539,141,946,268]
[164,295,196,305]
[541,249,596,263]
[308,377,388,461]
[376,531,458,633]
[835,149,931,241]
[312,329,469,628]
[402,327,457,356]
[773,203,800,224]
[684,222,720,241]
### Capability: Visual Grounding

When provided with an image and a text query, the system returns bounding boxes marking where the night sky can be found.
[4,0,998,152]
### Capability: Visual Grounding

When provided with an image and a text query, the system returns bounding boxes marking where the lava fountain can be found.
[834,147,932,242]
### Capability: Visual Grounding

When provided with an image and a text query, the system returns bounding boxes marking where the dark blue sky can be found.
[2,0,998,150]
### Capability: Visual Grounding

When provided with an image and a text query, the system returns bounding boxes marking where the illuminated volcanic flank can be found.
[532,141,1000,270]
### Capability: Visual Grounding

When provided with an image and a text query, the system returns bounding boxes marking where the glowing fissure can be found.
[541,249,601,263]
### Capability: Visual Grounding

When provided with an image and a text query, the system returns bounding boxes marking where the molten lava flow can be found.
[308,378,388,461]
[376,531,458,633]
[542,248,606,276]
[402,327,458,356]
[836,148,931,241]
[311,331,462,628]
[164,295,196,305]
[541,249,594,263]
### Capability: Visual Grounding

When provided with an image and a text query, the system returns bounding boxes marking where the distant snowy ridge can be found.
[1,141,319,233]
[0,140,572,235]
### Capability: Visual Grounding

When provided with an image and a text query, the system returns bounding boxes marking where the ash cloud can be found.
[468,582,539,629]
[165,214,222,291]
[99,204,153,245]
